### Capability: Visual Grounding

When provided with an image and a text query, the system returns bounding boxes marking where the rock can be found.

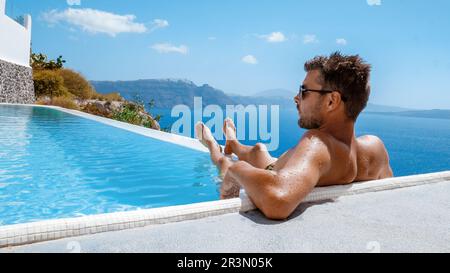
[0,59,35,104]
[93,100,107,112]
[79,99,161,130]
[36,97,161,131]
[109,101,123,112]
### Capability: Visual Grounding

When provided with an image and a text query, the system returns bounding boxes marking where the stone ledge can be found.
[0,58,35,104]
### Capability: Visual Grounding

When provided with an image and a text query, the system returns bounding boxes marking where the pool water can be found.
[0,105,220,225]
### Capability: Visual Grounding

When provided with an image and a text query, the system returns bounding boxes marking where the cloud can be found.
[67,0,81,5]
[367,0,381,6]
[257,32,287,43]
[208,37,217,41]
[336,38,347,45]
[242,55,258,64]
[149,19,169,32]
[303,34,319,44]
[42,8,147,37]
[151,43,188,54]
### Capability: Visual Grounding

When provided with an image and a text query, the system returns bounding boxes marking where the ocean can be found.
[149,107,450,177]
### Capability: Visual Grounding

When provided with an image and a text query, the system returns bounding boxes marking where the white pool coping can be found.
[0,103,449,248]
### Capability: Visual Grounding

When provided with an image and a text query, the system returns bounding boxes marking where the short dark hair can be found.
[304,52,371,121]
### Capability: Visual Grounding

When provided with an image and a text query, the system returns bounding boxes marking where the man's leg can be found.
[195,122,233,176]
[195,122,242,199]
[223,118,275,169]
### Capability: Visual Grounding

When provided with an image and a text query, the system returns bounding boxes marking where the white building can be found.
[0,0,32,67]
[0,0,34,103]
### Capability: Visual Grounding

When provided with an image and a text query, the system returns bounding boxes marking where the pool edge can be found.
[1,170,449,248]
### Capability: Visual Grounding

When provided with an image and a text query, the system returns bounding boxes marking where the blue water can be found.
[1,105,449,225]
[0,105,220,225]
[151,107,450,177]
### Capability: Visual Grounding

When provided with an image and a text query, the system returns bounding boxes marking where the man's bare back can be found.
[269,131,393,186]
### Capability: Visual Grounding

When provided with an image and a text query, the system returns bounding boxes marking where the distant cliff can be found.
[91,79,298,108]
[91,79,236,108]
[91,79,450,119]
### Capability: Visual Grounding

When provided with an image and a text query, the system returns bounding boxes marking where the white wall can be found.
[0,0,5,14]
[0,0,32,67]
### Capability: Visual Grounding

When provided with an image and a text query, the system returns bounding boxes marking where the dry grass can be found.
[102,92,123,102]
[50,96,80,110]
[81,103,113,118]
[91,92,123,102]
[33,69,70,98]
[57,68,95,99]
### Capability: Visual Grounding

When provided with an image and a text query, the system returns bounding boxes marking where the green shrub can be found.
[142,118,157,128]
[31,53,66,70]
[111,103,154,128]
[57,69,94,99]
[112,103,142,125]
[33,70,70,98]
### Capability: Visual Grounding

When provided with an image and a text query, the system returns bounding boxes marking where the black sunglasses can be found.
[298,85,347,102]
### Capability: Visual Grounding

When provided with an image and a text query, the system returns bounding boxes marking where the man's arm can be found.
[225,131,332,220]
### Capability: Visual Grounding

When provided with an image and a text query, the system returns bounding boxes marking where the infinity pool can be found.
[0,105,220,225]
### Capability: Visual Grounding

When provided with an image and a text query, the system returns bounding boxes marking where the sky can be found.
[5,0,450,109]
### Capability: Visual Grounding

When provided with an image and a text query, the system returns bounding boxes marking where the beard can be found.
[298,115,323,129]
[297,100,324,129]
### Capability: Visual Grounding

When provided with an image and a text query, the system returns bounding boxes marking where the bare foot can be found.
[223,118,237,155]
[195,122,222,154]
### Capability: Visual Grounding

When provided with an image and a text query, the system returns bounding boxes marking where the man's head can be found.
[295,52,371,129]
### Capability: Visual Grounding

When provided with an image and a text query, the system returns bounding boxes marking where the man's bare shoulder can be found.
[290,129,333,171]
[298,129,334,150]
[298,129,341,154]
[356,135,388,156]
[356,135,393,178]
[301,129,334,143]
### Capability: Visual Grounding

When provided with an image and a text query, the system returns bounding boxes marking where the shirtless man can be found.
[195,52,393,220]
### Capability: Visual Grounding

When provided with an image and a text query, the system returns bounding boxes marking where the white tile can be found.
[34,234,42,242]
[18,236,26,245]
